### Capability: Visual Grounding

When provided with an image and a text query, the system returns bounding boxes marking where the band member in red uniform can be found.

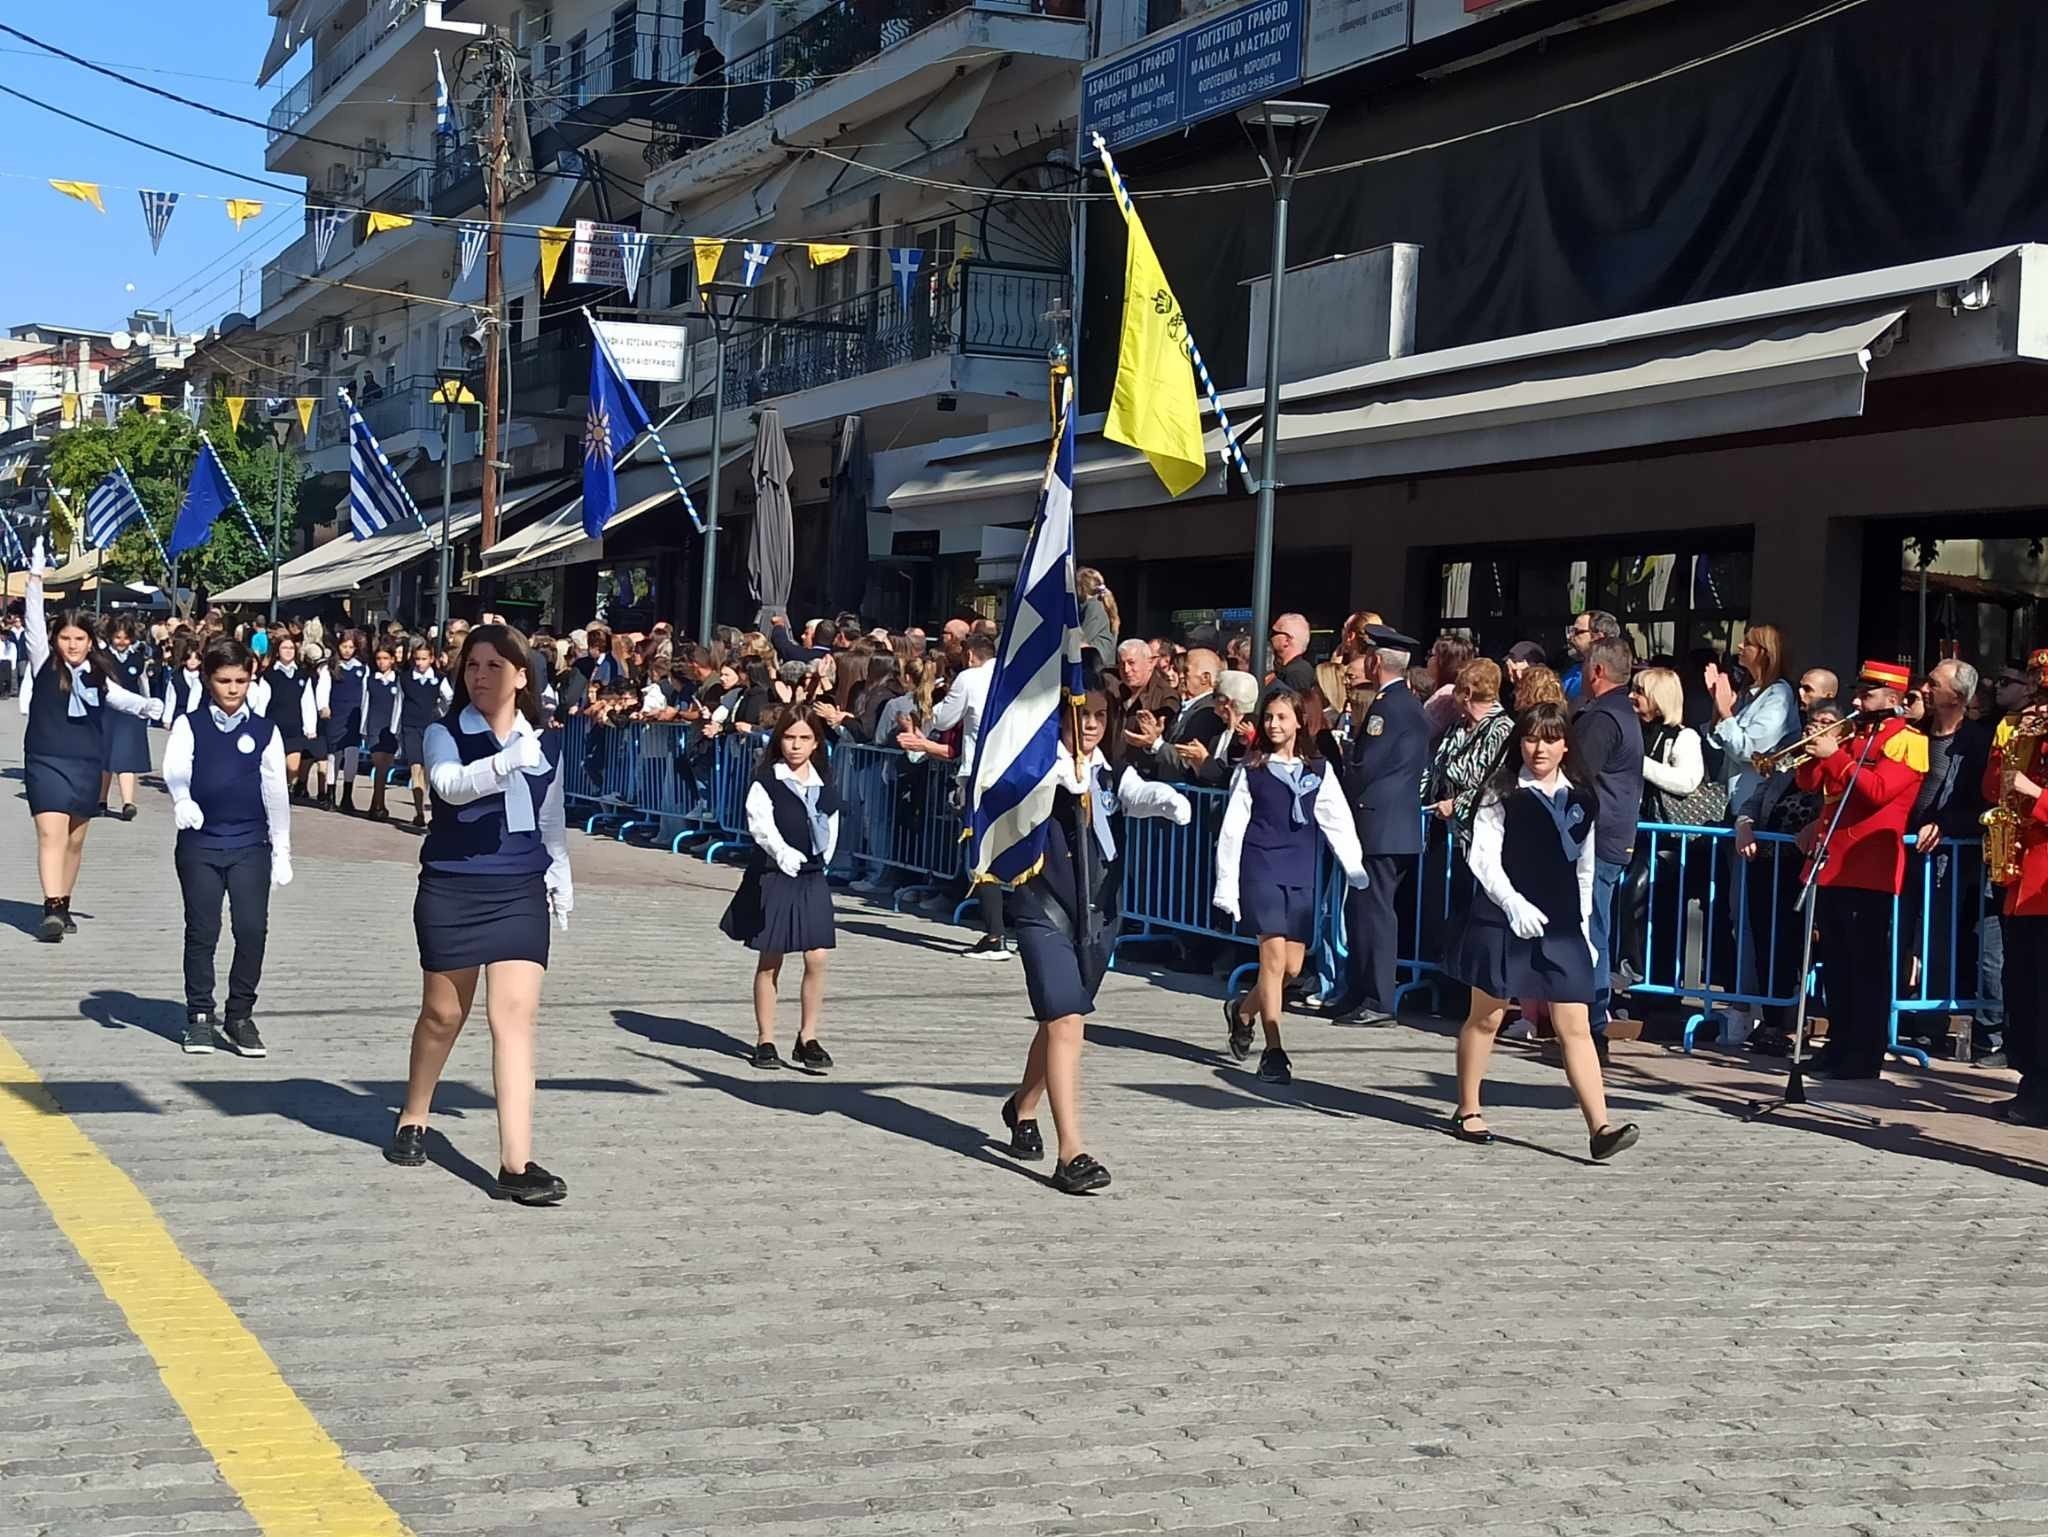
[1981,650,2048,1123]
[1795,658,1926,1080]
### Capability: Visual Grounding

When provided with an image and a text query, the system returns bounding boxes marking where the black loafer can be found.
[792,1037,832,1072]
[1001,1094,1045,1161]
[1590,1123,1639,1162]
[1051,1153,1111,1194]
[1451,1111,1494,1145]
[749,1042,783,1071]
[493,1162,568,1205]
[384,1123,428,1166]
[1224,992,1253,1061]
[119,803,137,821]
[37,910,63,943]
[1257,1046,1292,1085]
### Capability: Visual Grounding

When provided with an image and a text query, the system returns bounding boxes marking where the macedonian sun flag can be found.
[1095,133,1204,499]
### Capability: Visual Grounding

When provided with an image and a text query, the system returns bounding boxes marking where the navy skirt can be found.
[414,870,550,972]
[323,711,361,756]
[400,726,428,767]
[25,753,103,819]
[102,711,152,775]
[720,864,835,954]
[1241,880,1316,944]
[1447,891,1596,1006]
[1011,883,1114,1023]
[369,728,399,757]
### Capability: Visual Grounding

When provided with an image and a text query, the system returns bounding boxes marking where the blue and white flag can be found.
[341,388,420,540]
[740,241,775,287]
[889,246,923,311]
[434,49,454,138]
[0,512,26,571]
[966,392,1084,883]
[314,206,350,268]
[582,316,657,539]
[85,464,147,550]
[169,437,267,560]
[138,189,179,254]
[618,227,651,299]
[457,220,488,284]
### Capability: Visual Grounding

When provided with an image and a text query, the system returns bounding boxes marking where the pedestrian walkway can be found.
[3,708,2047,1536]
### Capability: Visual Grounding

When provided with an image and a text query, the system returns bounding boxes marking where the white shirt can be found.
[161,705,293,864]
[923,658,994,781]
[745,760,840,875]
[422,704,572,916]
[1212,756,1368,918]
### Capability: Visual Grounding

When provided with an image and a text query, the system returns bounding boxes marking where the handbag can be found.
[1644,728,1728,826]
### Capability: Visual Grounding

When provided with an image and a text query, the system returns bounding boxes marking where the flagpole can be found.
[95,547,104,617]
[197,431,271,561]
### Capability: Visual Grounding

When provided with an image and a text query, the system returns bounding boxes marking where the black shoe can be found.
[119,803,137,822]
[2000,1098,2048,1128]
[791,1036,832,1072]
[1336,1006,1396,1028]
[1224,992,1253,1061]
[492,1162,568,1205]
[1050,1153,1111,1194]
[1593,1035,1611,1070]
[221,1017,266,1058]
[749,1042,783,1071]
[37,904,63,943]
[1806,1055,1880,1082]
[964,934,1011,961]
[1591,1122,1639,1162]
[384,1123,428,1166]
[1257,1046,1292,1085]
[55,899,77,935]
[1000,1094,1045,1161]
[1974,1049,2010,1070]
[182,1012,216,1055]
[1451,1111,1494,1145]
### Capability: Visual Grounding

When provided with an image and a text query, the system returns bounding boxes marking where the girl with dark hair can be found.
[999,689,1191,1194]
[397,638,445,828]
[721,707,839,1071]
[17,565,165,941]
[163,637,293,1057]
[162,633,207,722]
[1213,687,1369,1085]
[363,641,403,822]
[251,633,318,802]
[1445,701,1639,1160]
[386,623,573,1205]
[315,628,369,812]
[99,614,153,819]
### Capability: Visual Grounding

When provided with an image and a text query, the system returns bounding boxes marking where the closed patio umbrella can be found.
[747,406,794,631]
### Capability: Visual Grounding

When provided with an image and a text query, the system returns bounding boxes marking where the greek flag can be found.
[85,464,147,549]
[434,50,454,138]
[342,388,419,540]
[0,511,26,571]
[966,393,1083,883]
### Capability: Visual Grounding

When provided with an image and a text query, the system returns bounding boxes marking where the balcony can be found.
[431,139,483,218]
[259,168,435,315]
[266,0,428,148]
[530,7,703,155]
[266,73,313,144]
[310,376,476,468]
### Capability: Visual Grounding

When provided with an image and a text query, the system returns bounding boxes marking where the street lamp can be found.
[1237,99,1328,678]
[265,399,297,625]
[692,278,753,643]
[430,376,477,640]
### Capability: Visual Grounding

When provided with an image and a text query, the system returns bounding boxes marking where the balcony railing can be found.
[431,139,484,218]
[266,73,313,144]
[268,0,426,142]
[314,376,456,451]
[530,7,703,148]
[366,166,431,216]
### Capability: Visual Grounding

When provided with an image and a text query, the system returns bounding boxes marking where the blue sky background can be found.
[0,6,295,335]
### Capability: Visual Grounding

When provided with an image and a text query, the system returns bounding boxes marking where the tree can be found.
[45,403,308,602]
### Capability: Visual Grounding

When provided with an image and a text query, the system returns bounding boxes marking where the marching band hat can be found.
[1362,623,1422,652]
[1858,658,1913,692]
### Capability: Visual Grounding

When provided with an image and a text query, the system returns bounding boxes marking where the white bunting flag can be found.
[314,206,350,268]
[618,228,650,300]
[138,190,179,255]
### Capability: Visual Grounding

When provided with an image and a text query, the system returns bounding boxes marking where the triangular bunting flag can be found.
[16,389,36,425]
[365,210,414,237]
[314,207,350,267]
[138,190,179,253]
[102,394,118,426]
[61,393,78,427]
[538,226,572,293]
[225,198,264,229]
[740,241,775,287]
[692,237,725,288]
[225,397,249,431]
[184,395,203,425]
[295,397,316,436]
[140,394,163,412]
[807,243,852,267]
[49,180,105,213]
[889,247,924,311]
[458,221,487,283]
[619,229,650,299]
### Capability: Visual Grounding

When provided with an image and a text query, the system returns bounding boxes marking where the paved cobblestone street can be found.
[5,708,2048,1537]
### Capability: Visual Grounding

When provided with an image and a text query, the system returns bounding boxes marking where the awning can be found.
[474,443,753,579]
[258,0,348,86]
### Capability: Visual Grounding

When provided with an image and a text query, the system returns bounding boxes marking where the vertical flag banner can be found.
[1094,135,1205,499]
[102,394,119,426]
[807,243,852,267]
[225,397,249,431]
[60,393,78,427]
[85,465,148,551]
[49,179,105,213]
[295,397,316,437]
[170,438,267,559]
[538,226,573,293]
[889,247,924,311]
[138,190,179,253]
[434,49,454,138]
[15,389,36,427]
[365,210,414,237]
[457,221,487,284]
[225,198,264,229]
[340,389,421,540]
[692,237,725,288]
[740,241,775,287]
[580,312,704,536]
[314,206,350,267]
[618,228,651,299]
[966,389,1084,883]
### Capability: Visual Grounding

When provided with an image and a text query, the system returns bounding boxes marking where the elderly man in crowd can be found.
[1113,637,1181,727]
[1269,612,1317,695]
[1572,634,1644,1057]
[1128,647,1222,782]
[1903,658,1994,1058]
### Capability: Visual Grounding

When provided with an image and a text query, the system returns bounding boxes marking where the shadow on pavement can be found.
[79,989,185,1046]
[184,1078,498,1195]
[0,897,58,936]
[834,917,980,957]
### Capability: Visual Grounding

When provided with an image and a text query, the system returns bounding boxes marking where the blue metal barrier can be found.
[1891,834,1989,1061]
[702,729,764,863]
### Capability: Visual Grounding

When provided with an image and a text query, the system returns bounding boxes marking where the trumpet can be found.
[1751,717,1850,776]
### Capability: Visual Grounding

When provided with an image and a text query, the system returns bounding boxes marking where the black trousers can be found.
[1817,886,1893,1072]
[1345,854,1411,1014]
[2006,912,2048,1099]
[176,842,271,1023]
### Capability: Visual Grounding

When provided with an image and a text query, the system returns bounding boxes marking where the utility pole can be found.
[478,42,509,555]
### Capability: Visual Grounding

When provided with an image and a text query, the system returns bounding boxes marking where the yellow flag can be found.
[49,180,105,213]
[225,198,264,229]
[140,394,163,412]
[692,237,725,288]
[295,397,316,436]
[807,243,852,267]
[225,397,249,430]
[538,226,572,293]
[1096,140,1204,498]
[365,210,413,237]
[61,392,79,425]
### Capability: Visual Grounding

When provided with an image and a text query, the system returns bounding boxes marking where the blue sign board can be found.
[1081,0,1307,152]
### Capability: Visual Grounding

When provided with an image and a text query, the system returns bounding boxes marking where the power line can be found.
[0,84,304,196]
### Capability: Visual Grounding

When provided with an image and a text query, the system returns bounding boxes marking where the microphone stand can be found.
[1744,722,1885,1125]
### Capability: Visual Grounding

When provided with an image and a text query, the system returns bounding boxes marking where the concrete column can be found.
[1752,512,1862,672]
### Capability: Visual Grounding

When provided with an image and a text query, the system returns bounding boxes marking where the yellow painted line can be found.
[0,1035,411,1536]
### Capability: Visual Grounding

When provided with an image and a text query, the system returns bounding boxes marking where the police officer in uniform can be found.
[1332,625,1429,1026]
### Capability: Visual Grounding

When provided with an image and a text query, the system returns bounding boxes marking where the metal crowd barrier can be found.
[833,742,966,908]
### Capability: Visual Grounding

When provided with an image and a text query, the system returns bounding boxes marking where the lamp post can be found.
[430,377,474,640]
[1237,100,1327,678]
[692,279,753,643]
[265,400,297,625]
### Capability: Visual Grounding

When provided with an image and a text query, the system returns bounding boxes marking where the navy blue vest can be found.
[367,672,401,736]
[755,770,841,868]
[265,664,309,738]
[328,660,366,727]
[1239,760,1321,891]
[25,660,108,761]
[399,670,442,729]
[1034,765,1127,928]
[182,713,277,851]
[1500,783,1599,931]
[419,720,560,877]
[107,645,148,697]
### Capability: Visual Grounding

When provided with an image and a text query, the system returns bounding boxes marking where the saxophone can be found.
[1984,711,2046,886]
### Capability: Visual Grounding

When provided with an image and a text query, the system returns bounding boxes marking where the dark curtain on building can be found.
[1081,0,2048,409]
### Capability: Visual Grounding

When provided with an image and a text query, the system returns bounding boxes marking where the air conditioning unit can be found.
[299,330,319,366]
[314,317,344,349]
[341,324,371,358]
[325,163,358,196]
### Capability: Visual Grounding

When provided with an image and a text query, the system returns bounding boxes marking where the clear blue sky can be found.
[0,5,290,336]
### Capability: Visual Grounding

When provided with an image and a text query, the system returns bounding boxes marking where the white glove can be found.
[270,853,294,888]
[145,698,166,722]
[775,848,805,879]
[1169,796,1192,827]
[1503,895,1548,941]
[494,734,546,775]
[1345,866,1371,891]
[545,865,573,928]
[1213,894,1240,924]
[172,799,205,831]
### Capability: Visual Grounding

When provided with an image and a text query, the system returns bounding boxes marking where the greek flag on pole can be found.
[434,50,454,138]
[86,464,147,549]
[966,392,1083,883]
[0,511,26,571]
[342,388,420,540]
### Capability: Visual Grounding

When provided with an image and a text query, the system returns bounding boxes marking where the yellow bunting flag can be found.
[140,394,162,412]
[295,397,316,436]
[225,198,264,229]
[364,210,414,237]
[225,397,249,430]
[1096,139,1204,499]
[61,393,79,426]
[692,237,726,288]
[49,180,105,213]
[538,226,572,293]
[807,243,852,267]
